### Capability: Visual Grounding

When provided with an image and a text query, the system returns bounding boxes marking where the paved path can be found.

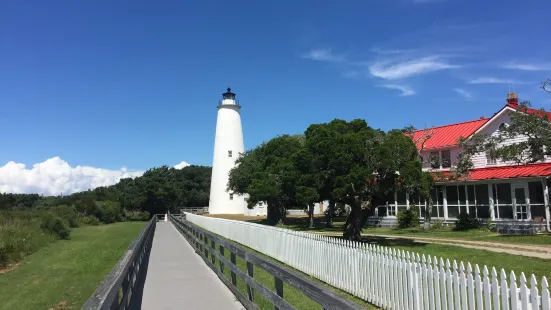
[141,221,244,310]
[313,232,551,259]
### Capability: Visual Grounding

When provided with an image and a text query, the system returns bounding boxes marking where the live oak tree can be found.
[227,134,317,225]
[303,120,423,240]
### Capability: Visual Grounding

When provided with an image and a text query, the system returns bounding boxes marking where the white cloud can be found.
[369,56,459,80]
[0,157,144,196]
[454,88,473,99]
[501,62,551,71]
[468,77,527,84]
[379,84,415,96]
[173,161,190,169]
[301,48,345,62]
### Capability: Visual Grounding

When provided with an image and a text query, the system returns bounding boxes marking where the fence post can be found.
[247,260,254,302]
[274,277,284,310]
[211,240,216,265]
[219,246,225,274]
[230,252,237,287]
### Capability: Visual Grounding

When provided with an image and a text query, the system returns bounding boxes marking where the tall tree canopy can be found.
[228,134,318,224]
[0,165,212,217]
[229,119,426,240]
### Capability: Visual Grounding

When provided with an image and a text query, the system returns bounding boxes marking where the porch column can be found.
[488,184,495,220]
[542,178,551,232]
[443,186,448,219]
[465,185,469,215]
[406,192,410,209]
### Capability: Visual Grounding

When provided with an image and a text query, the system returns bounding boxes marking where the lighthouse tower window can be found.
[228,150,233,158]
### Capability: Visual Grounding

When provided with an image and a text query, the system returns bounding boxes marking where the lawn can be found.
[260,215,551,247]
[361,227,551,246]
[0,222,146,310]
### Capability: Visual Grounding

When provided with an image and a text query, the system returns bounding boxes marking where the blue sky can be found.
[1,0,550,194]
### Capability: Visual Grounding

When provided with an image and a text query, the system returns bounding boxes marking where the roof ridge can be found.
[412,117,489,133]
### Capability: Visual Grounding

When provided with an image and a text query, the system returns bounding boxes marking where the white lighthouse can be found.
[208,88,248,214]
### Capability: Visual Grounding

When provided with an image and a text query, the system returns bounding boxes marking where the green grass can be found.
[0,221,146,310]
[360,226,551,246]
[263,215,551,247]
[0,210,58,267]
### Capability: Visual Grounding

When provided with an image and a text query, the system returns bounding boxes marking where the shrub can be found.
[429,219,446,231]
[123,209,150,221]
[454,212,480,231]
[52,205,79,228]
[0,210,57,267]
[397,208,420,228]
[79,215,101,226]
[40,213,71,240]
[95,201,122,224]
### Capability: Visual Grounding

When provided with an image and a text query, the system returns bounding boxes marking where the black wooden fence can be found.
[81,217,157,310]
[170,214,366,310]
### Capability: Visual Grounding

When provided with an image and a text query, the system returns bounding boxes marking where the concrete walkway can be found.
[313,232,551,259]
[141,221,244,310]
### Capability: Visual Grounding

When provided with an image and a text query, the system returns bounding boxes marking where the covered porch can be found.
[371,163,551,232]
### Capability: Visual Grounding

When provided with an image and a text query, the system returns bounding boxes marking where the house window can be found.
[228,150,233,158]
[492,183,513,219]
[529,182,545,219]
[430,152,440,169]
[498,123,507,131]
[229,193,234,200]
[486,153,496,165]
[258,202,263,206]
[441,150,451,168]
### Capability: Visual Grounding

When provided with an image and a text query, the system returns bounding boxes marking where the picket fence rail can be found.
[184,213,550,310]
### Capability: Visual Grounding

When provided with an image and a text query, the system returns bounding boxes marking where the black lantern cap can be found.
[222,88,236,100]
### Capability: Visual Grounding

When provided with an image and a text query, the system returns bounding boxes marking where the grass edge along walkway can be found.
[0,221,147,310]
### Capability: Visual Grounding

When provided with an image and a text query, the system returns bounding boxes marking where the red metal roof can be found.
[506,103,551,120]
[411,103,551,150]
[411,118,489,150]
[435,162,551,182]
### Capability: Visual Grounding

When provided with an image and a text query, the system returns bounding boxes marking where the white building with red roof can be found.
[373,92,551,232]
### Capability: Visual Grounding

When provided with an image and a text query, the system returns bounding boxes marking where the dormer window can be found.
[228,150,232,158]
[486,153,497,165]
[441,150,451,168]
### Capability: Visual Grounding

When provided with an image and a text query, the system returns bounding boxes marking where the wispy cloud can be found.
[468,77,527,84]
[379,84,415,96]
[369,56,459,80]
[301,48,345,62]
[453,88,473,100]
[500,62,551,71]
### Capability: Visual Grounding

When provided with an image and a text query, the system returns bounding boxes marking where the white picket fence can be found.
[184,213,550,310]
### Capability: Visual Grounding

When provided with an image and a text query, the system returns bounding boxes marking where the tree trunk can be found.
[424,196,433,231]
[343,201,362,241]
[308,203,315,228]
[326,200,335,228]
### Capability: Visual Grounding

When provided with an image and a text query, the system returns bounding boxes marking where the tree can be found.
[228,135,315,224]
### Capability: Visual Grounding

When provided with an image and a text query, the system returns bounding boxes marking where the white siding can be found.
[422,109,551,171]
[420,147,463,171]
